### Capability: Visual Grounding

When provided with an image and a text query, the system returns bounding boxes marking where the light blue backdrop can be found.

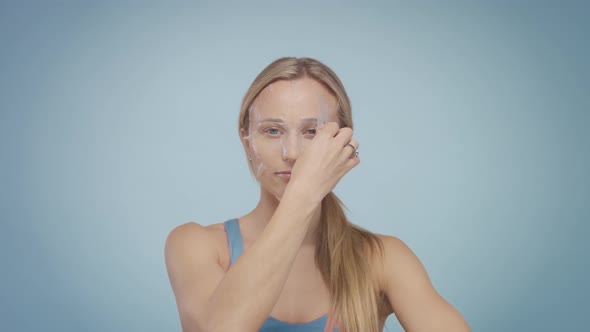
[1,1,588,331]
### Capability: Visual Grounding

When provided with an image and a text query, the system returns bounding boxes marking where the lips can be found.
[275,171,291,179]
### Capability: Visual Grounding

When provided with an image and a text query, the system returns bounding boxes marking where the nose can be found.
[281,133,303,163]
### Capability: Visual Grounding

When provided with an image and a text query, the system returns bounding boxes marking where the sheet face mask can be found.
[243,82,337,182]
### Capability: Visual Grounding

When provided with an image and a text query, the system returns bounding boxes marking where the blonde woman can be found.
[165,57,470,332]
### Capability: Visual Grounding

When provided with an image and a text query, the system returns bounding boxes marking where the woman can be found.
[165,57,470,332]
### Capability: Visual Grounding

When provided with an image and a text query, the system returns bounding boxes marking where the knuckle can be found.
[342,127,353,135]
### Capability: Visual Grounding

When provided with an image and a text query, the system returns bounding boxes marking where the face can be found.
[241,77,339,200]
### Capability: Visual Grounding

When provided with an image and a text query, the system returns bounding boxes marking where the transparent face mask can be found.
[243,83,337,179]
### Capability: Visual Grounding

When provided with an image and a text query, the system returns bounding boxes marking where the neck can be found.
[241,186,322,247]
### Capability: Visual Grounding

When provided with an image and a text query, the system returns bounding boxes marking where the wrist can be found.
[283,179,322,207]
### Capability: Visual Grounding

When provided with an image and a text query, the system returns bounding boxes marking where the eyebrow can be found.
[260,118,318,123]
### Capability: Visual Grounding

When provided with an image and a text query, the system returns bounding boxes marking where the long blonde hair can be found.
[238,57,386,332]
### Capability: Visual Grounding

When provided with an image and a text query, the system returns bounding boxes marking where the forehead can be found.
[251,78,337,120]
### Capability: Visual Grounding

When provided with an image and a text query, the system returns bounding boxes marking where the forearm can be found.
[203,183,320,331]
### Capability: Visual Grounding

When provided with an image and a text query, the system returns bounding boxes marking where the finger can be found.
[345,138,359,151]
[318,122,339,137]
[334,127,353,146]
[341,139,359,160]
[344,152,361,170]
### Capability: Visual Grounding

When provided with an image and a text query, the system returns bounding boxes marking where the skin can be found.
[240,78,346,244]
[165,77,470,331]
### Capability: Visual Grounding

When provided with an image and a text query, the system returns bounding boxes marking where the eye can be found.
[305,128,317,137]
[263,127,281,136]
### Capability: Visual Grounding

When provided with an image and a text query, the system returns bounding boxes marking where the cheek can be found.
[249,141,278,179]
[250,137,283,159]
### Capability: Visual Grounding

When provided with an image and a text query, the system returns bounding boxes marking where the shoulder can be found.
[164,221,230,270]
[371,233,471,331]
[375,233,417,264]
[370,233,422,291]
[164,222,235,331]
[165,221,225,248]
[373,233,411,255]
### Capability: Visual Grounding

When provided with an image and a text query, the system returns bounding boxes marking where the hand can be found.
[288,122,360,203]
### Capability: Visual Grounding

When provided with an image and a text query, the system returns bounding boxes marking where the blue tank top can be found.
[224,218,339,332]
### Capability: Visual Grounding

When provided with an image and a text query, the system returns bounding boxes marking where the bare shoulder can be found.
[371,233,471,331]
[369,233,419,290]
[164,221,232,331]
[372,233,436,298]
[164,221,230,271]
[166,221,226,238]
[375,233,419,268]
[165,221,225,250]
[373,233,411,255]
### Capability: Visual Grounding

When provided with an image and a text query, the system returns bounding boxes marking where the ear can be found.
[240,128,251,156]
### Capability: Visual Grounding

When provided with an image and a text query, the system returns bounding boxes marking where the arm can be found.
[165,122,357,331]
[165,184,320,332]
[379,235,471,332]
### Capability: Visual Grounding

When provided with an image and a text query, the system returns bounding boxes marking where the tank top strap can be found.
[223,218,244,266]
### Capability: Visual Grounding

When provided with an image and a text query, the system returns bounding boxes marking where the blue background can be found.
[1,1,588,331]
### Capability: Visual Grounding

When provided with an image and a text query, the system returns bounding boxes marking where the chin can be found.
[270,188,285,201]
[261,184,286,202]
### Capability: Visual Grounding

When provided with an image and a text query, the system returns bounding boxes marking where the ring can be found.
[345,143,358,158]
[345,143,356,152]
